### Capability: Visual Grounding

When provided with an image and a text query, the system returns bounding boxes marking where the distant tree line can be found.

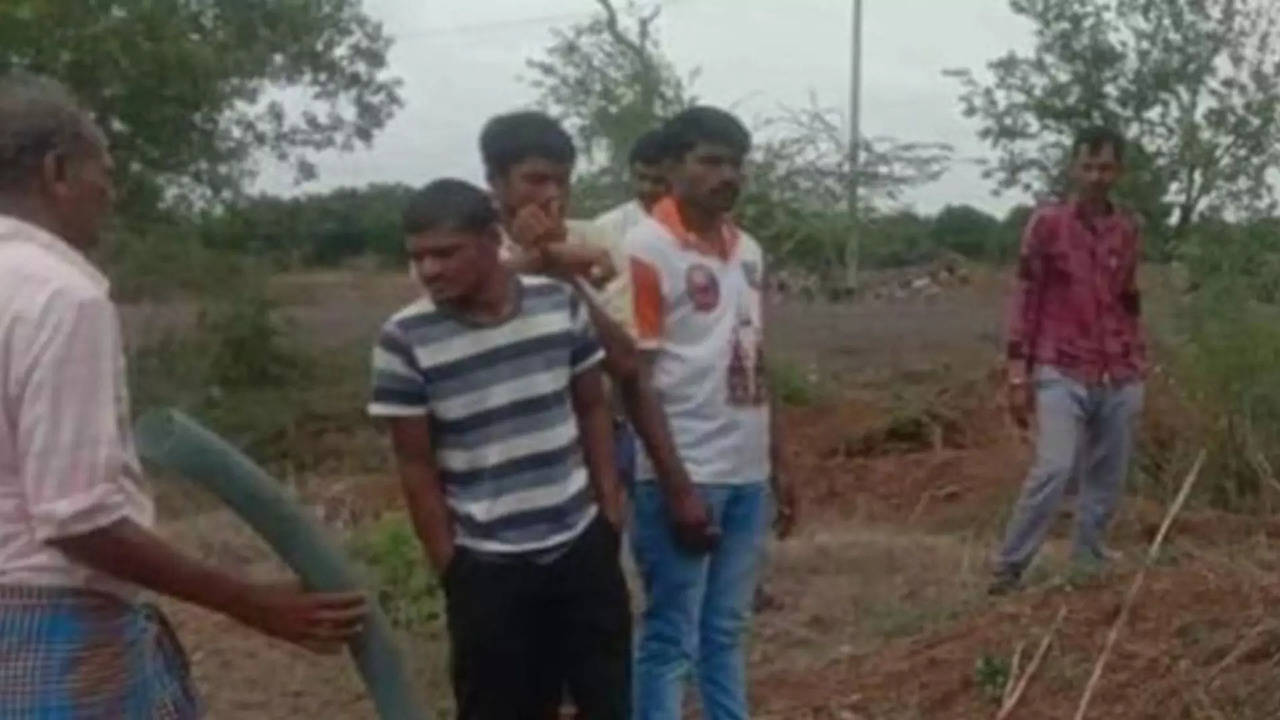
[188,183,1033,272]
[197,184,416,268]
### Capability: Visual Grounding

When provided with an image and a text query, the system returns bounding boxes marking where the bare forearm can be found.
[51,519,252,617]
[622,358,697,501]
[572,369,623,518]
[398,465,454,573]
[54,517,369,652]
[580,399,623,511]
[503,246,543,276]
[572,285,695,503]
[388,418,455,573]
[578,281,640,380]
[407,507,453,574]
[574,285,682,497]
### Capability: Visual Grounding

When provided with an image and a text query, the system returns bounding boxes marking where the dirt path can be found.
[165,602,375,719]
[164,422,1280,719]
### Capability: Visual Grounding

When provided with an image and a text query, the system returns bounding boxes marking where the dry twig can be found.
[1072,449,1208,720]
[907,483,958,524]
[1001,641,1026,707]
[1207,620,1277,682]
[1241,421,1280,501]
[996,605,1067,720]
[1192,687,1228,720]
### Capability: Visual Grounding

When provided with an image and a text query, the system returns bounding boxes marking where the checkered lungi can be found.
[0,585,201,719]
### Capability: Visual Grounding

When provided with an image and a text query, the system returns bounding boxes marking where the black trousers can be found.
[445,516,631,720]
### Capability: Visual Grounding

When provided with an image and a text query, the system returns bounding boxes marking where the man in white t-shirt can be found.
[593,128,672,245]
[628,106,798,720]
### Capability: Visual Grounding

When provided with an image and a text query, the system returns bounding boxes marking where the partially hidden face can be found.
[631,161,670,210]
[51,123,115,250]
[492,156,573,223]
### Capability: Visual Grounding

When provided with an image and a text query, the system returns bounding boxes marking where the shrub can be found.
[1144,220,1280,511]
[769,359,822,407]
[348,513,443,629]
[974,653,1011,704]
[127,280,312,463]
[104,221,253,302]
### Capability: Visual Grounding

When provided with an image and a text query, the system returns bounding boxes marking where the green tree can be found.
[740,102,952,278]
[995,203,1035,262]
[525,0,695,210]
[929,204,1002,260]
[860,209,932,268]
[948,0,1280,248]
[200,183,416,267]
[0,0,403,219]
[527,6,953,283]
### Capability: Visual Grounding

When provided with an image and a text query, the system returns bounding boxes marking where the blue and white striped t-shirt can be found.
[368,276,605,555]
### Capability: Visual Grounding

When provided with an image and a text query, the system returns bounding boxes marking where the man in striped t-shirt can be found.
[481,111,717,553]
[369,179,629,719]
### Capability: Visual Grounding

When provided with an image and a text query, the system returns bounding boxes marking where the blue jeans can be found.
[996,366,1144,577]
[631,482,771,720]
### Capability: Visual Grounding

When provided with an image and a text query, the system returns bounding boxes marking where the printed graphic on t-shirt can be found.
[727,307,767,406]
[686,263,720,312]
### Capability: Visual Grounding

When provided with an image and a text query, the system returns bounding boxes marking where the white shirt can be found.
[593,200,649,251]
[627,198,771,485]
[0,215,153,597]
[498,220,637,338]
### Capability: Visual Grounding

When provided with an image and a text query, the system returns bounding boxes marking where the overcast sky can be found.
[258,0,1035,216]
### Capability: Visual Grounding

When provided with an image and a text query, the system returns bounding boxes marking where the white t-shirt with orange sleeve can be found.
[627,197,771,486]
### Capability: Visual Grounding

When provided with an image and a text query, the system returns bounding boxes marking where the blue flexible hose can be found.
[134,408,429,720]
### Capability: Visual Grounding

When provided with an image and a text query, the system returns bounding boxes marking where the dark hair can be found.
[402,178,499,236]
[0,72,98,191]
[629,128,671,166]
[1072,126,1126,163]
[663,105,751,160]
[479,111,576,179]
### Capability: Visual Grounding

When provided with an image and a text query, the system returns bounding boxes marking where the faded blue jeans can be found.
[631,482,771,720]
[996,366,1144,578]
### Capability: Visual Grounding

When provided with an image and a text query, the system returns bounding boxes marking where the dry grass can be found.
[134,267,1280,718]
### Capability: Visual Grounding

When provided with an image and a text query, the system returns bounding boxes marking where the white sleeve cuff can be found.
[367,403,430,418]
[572,349,606,375]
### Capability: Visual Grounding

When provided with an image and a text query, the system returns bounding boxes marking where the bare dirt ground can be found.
[133,268,1280,719]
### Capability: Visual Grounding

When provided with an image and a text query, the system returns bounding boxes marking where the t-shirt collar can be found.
[650,196,740,261]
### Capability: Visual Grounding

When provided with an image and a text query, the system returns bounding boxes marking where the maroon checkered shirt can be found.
[1006,200,1146,384]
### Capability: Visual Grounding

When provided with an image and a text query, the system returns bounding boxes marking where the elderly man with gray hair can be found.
[0,72,368,718]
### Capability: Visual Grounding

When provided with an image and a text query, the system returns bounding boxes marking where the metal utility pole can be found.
[844,0,863,292]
